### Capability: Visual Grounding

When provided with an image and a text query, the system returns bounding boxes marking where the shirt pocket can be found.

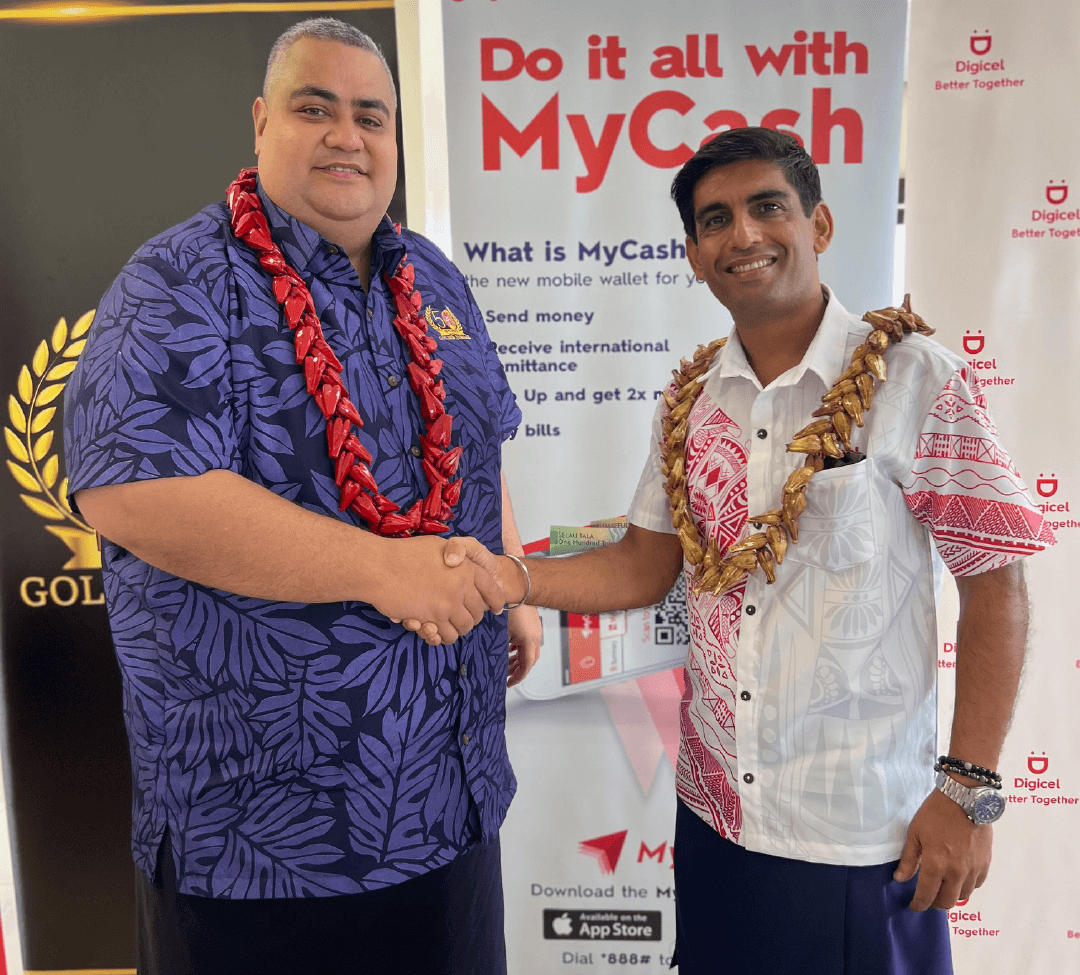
[434,339,502,457]
[784,459,878,570]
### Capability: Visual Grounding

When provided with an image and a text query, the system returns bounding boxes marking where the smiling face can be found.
[252,37,397,262]
[685,159,833,330]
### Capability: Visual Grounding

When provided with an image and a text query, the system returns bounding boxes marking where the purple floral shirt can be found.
[63,185,520,898]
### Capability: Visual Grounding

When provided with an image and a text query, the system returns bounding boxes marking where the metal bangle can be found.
[504,553,532,609]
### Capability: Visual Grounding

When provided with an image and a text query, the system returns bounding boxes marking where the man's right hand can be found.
[376,535,504,643]
[398,537,519,645]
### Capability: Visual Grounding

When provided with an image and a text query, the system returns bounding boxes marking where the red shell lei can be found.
[226,167,461,536]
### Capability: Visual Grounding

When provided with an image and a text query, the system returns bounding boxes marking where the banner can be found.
[0,6,402,971]
[442,0,906,971]
[906,1,1080,970]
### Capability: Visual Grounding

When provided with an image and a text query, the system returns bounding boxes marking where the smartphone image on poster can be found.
[515,521,689,701]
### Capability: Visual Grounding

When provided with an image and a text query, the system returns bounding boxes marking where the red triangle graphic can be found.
[578,830,628,875]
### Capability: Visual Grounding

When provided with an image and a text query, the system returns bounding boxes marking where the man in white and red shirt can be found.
[433,128,1054,973]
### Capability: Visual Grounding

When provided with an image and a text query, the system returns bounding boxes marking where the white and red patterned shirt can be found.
[627,289,1054,866]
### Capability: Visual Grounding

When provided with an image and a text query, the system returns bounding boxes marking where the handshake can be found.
[378,534,538,686]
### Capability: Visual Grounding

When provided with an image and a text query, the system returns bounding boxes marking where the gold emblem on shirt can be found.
[425,306,470,341]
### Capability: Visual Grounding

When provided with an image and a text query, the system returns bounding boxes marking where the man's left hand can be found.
[506,604,541,687]
[893,788,992,911]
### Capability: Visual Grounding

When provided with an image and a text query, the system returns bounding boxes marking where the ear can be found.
[685,235,704,280]
[811,202,834,255]
[253,97,268,155]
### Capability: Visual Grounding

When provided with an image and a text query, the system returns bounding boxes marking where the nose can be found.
[324,118,367,153]
[730,209,763,249]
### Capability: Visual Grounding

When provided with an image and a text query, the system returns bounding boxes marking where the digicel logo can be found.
[1046,181,1069,206]
[970,30,992,56]
[1028,752,1049,775]
[962,330,985,355]
[1036,474,1058,498]
[578,830,628,875]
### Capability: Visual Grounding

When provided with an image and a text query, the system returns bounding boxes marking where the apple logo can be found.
[553,913,574,936]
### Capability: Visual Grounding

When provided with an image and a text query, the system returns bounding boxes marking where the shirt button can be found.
[756,429,768,440]
[745,604,756,616]
[740,691,751,701]
[367,306,373,319]
[459,663,468,677]
[410,445,422,458]
[743,773,754,784]
[462,733,471,746]
[327,244,339,255]
[387,375,400,388]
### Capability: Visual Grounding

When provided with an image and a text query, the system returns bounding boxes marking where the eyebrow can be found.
[694,188,792,224]
[747,188,791,205]
[288,85,391,116]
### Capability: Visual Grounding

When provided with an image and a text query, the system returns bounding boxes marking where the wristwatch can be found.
[936,770,1006,824]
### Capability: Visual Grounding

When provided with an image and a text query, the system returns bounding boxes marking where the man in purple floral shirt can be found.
[62,18,540,975]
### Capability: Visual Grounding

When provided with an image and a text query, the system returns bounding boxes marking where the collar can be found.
[255,180,406,280]
[789,285,853,390]
[703,285,853,392]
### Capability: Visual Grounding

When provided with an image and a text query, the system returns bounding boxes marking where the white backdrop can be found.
[441,1,906,971]
[906,1,1080,971]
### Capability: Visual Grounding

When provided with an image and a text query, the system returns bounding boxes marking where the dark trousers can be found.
[671,801,953,975]
[135,831,506,975]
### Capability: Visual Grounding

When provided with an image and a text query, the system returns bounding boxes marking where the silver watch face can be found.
[969,788,1006,824]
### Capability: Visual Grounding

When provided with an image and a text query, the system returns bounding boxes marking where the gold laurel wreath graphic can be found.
[6,311,102,569]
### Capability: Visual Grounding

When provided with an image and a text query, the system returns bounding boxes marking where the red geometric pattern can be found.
[669,388,754,839]
[936,545,1011,576]
[677,682,742,841]
[684,394,749,551]
[705,595,741,676]
[929,382,993,429]
[904,492,1056,574]
[906,368,1054,576]
[916,433,1019,474]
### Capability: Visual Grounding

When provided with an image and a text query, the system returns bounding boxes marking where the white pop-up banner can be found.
[906,2,1080,971]
[442,1,906,971]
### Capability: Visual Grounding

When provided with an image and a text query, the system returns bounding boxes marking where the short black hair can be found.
[671,127,822,241]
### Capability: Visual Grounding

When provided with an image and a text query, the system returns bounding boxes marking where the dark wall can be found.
[0,5,402,967]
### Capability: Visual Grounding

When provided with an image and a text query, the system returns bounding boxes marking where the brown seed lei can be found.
[661,295,935,596]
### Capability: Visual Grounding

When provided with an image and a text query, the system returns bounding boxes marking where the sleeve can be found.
[901,366,1055,576]
[626,391,677,534]
[63,254,240,501]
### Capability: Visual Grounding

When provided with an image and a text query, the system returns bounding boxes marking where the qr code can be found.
[653,574,689,646]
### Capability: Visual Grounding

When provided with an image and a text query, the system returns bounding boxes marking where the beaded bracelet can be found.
[504,554,532,609]
[936,755,1002,788]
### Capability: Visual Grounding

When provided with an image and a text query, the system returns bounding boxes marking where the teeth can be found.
[326,166,358,173]
[730,258,772,273]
